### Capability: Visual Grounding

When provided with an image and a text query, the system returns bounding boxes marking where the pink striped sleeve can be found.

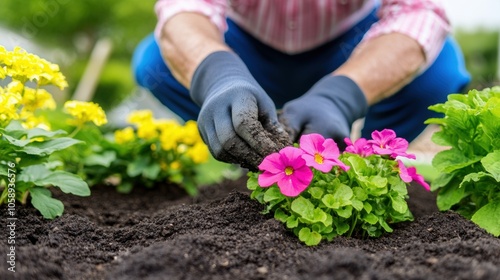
[363,0,450,68]
[154,0,228,39]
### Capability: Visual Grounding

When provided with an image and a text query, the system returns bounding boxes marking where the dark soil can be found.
[2,176,500,280]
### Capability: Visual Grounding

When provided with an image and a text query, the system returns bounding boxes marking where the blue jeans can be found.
[132,10,470,141]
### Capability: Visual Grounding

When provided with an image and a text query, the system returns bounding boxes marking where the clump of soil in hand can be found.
[2,178,499,280]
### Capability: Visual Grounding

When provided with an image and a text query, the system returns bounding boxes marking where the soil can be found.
[1,176,500,280]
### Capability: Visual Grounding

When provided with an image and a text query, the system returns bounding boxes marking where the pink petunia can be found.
[397,160,430,191]
[344,137,374,157]
[368,129,416,159]
[299,133,350,172]
[258,146,313,197]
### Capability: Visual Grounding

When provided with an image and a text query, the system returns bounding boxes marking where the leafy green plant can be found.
[247,130,429,246]
[426,86,500,237]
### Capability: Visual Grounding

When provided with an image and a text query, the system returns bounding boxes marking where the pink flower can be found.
[368,129,416,159]
[299,134,350,172]
[397,160,430,191]
[258,147,313,197]
[344,137,374,157]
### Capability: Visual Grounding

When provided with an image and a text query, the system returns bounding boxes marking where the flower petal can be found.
[258,171,284,187]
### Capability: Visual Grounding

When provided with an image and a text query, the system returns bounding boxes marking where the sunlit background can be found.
[0,0,499,112]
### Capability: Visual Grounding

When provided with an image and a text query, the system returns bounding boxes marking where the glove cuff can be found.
[312,75,368,124]
[190,51,253,106]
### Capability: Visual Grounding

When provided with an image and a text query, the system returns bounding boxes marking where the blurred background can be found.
[0,0,499,112]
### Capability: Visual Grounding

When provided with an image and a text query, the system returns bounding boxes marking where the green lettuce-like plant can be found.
[247,130,429,246]
[426,86,500,237]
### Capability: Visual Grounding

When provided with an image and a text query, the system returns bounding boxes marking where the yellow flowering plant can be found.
[55,108,216,195]
[0,46,89,219]
[1,46,235,219]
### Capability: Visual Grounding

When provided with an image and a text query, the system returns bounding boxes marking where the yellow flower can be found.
[2,47,68,89]
[159,125,182,151]
[136,123,158,140]
[186,142,209,164]
[127,110,154,126]
[114,127,135,144]
[155,118,181,133]
[180,120,202,145]
[64,100,107,126]
[21,87,56,112]
[170,161,181,170]
[22,114,51,130]
[0,91,22,126]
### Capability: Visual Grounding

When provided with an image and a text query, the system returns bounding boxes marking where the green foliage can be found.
[455,31,499,89]
[0,121,90,219]
[247,152,415,246]
[426,86,500,236]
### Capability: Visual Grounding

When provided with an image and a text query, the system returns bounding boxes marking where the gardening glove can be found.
[191,51,291,171]
[280,75,368,148]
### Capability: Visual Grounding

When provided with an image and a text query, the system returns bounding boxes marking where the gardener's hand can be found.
[280,75,368,148]
[191,51,291,171]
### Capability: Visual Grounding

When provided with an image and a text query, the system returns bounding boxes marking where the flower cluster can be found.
[64,100,108,127]
[248,129,429,245]
[0,46,65,129]
[258,129,428,198]
[119,110,209,165]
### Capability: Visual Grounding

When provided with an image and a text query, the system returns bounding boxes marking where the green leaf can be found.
[264,186,285,202]
[481,150,500,182]
[471,200,500,237]
[431,172,456,191]
[322,184,353,209]
[298,227,322,246]
[127,156,149,177]
[32,171,90,196]
[363,202,373,213]
[364,213,378,225]
[292,197,328,224]
[352,187,367,201]
[30,187,64,219]
[246,173,259,191]
[83,151,117,167]
[336,206,352,218]
[116,182,133,194]
[17,165,50,182]
[274,208,288,223]
[351,199,364,211]
[286,215,299,228]
[143,163,161,180]
[436,184,466,211]
[291,196,315,219]
[432,149,482,173]
[391,196,408,214]
[308,187,324,199]
[22,138,83,156]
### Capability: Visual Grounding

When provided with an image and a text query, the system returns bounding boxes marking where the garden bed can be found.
[2,176,500,280]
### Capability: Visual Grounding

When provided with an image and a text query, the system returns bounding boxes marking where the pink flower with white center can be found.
[299,133,349,172]
[368,129,416,159]
[258,146,313,197]
[397,160,430,191]
[344,137,374,157]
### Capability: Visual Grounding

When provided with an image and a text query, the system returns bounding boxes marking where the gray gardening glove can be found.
[280,75,368,148]
[191,51,291,170]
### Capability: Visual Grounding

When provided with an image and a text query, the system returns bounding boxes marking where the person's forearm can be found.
[334,33,425,105]
[158,12,231,88]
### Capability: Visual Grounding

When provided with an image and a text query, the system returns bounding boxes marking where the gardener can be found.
[132,0,470,169]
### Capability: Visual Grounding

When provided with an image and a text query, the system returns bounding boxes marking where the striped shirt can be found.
[155,0,450,64]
